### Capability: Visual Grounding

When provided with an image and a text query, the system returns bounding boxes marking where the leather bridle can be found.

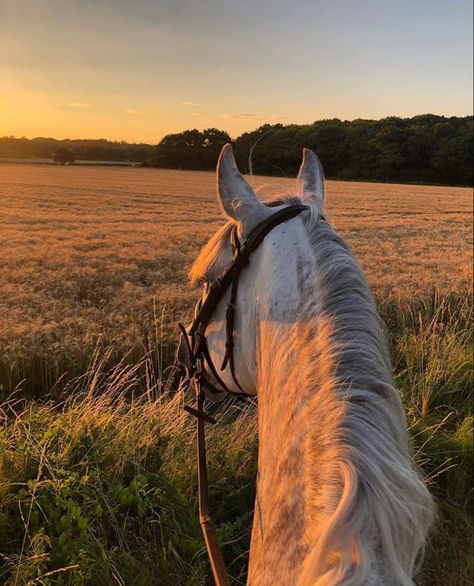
[177,203,308,585]
[178,203,308,398]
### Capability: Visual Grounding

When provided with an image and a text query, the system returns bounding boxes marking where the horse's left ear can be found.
[217,143,273,234]
[297,148,325,211]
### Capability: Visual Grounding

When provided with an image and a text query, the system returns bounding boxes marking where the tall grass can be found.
[0,291,472,585]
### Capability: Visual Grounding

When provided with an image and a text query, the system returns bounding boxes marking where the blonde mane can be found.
[292,205,434,584]
[189,222,234,287]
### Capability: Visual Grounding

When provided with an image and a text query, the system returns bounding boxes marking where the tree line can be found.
[152,115,473,186]
[0,137,154,163]
[1,114,472,185]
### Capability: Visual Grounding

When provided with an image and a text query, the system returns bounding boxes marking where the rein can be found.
[177,204,308,586]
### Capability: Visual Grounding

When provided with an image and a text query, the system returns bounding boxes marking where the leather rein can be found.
[177,204,308,585]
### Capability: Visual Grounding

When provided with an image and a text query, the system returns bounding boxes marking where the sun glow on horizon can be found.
[0,0,472,143]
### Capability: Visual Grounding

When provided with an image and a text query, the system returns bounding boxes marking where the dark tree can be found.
[229,115,473,186]
[153,128,232,170]
[53,147,76,165]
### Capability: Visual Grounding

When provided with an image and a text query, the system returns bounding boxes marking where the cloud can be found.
[181,101,199,107]
[221,113,288,122]
[68,102,93,108]
[125,108,144,115]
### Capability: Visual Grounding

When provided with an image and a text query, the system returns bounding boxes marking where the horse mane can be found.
[189,222,234,287]
[294,204,435,585]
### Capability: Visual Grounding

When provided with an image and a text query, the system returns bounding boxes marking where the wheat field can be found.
[0,163,472,585]
[0,163,472,396]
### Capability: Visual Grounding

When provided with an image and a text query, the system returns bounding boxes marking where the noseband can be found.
[177,203,308,585]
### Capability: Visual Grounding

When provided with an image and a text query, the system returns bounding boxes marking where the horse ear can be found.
[297,148,325,210]
[217,144,271,231]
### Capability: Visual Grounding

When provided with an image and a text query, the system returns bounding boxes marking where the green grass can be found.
[0,291,472,585]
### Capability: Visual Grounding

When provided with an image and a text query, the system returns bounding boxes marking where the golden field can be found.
[0,163,472,396]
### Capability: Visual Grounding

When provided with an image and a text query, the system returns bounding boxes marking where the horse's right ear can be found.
[217,144,272,234]
[297,148,325,211]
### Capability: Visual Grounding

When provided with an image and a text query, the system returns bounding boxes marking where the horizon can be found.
[1,0,472,143]
[3,112,473,146]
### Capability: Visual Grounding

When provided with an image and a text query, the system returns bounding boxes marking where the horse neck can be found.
[247,319,315,584]
[246,217,433,586]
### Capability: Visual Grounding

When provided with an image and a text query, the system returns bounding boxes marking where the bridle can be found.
[177,203,308,586]
[179,203,309,399]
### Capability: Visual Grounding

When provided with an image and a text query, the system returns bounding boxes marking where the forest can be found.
[2,114,472,185]
[153,115,473,186]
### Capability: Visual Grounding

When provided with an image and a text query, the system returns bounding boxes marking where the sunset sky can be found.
[1,0,472,143]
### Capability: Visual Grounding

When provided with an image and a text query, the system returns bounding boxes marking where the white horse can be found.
[183,145,434,585]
